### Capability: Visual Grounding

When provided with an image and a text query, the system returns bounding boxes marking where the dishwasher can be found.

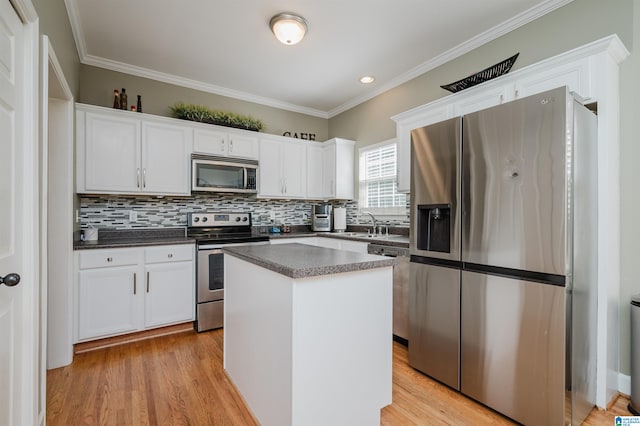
[368,243,410,344]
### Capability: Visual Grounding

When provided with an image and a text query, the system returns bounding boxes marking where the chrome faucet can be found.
[362,211,378,235]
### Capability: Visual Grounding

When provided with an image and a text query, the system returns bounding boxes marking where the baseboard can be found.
[619,372,631,397]
[74,322,195,354]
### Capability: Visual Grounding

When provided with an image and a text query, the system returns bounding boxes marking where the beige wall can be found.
[79,65,329,141]
[32,0,80,98]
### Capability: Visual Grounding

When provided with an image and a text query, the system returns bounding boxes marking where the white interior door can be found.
[0,1,30,425]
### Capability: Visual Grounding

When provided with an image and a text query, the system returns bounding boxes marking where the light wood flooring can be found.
[47,328,631,425]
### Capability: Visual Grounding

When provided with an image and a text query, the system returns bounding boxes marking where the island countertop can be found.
[223,243,396,279]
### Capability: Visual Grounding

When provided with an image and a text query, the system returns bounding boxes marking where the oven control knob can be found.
[202,217,208,222]
[193,217,200,223]
[235,217,241,222]
[242,217,248,222]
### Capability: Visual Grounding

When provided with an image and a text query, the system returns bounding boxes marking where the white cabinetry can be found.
[193,126,258,159]
[306,138,355,200]
[141,120,192,194]
[77,104,192,195]
[306,143,325,199]
[392,50,594,193]
[144,245,195,328]
[75,244,195,342]
[80,110,141,193]
[258,135,307,198]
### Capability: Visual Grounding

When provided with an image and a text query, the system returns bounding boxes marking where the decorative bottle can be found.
[136,95,142,113]
[112,90,119,109]
[120,88,128,110]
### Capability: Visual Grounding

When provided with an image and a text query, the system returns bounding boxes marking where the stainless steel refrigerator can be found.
[408,86,597,425]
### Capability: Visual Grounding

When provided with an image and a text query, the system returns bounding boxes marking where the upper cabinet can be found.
[322,138,355,200]
[193,125,258,160]
[76,103,356,200]
[392,50,595,193]
[258,135,307,198]
[77,104,192,195]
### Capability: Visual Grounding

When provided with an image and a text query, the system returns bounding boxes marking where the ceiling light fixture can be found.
[270,13,308,45]
[359,75,375,84]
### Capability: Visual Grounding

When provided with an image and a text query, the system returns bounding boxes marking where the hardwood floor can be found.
[47,329,631,425]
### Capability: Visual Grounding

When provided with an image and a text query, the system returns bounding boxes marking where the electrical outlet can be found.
[75,209,80,224]
[129,210,137,222]
[270,210,276,220]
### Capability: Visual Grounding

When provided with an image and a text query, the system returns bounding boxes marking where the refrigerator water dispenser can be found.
[417,204,451,253]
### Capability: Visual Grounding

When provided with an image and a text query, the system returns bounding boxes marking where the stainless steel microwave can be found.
[192,154,258,193]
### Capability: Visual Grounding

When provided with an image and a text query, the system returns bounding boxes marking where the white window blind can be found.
[359,140,406,215]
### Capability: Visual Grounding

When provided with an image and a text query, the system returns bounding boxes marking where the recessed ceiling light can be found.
[359,75,375,84]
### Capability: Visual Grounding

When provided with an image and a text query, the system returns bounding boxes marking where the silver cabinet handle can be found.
[230,139,233,152]
[0,273,20,287]
[221,140,225,152]
[133,272,137,295]
[137,168,141,188]
[168,253,173,259]
[146,271,150,293]
[143,168,146,188]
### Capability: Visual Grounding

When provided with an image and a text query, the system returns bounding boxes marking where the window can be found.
[359,139,406,216]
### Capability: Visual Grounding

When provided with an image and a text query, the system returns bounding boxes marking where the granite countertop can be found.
[73,228,195,250]
[224,243,397,279]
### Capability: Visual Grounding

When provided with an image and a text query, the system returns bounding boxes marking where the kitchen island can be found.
[223,243,395,426]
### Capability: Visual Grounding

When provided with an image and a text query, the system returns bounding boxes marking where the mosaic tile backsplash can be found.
[79,194,410,229]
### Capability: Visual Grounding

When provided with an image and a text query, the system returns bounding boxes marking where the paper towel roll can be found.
[333,207,346,231]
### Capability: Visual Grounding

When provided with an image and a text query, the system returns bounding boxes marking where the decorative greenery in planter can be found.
[170,102,264,132]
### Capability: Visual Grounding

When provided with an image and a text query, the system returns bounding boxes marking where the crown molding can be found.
[80,53,329,118]
[63,0,87,63]
[327,0,575,117]
[65,0,574,120]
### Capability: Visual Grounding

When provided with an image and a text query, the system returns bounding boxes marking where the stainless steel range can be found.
[187,212,269,332]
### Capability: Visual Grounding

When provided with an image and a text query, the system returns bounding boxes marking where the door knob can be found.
[0,273,21,287]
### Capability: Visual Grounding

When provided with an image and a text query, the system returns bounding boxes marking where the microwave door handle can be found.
[243,167,248,189]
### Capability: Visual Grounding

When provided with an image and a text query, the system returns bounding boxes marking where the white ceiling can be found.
[64,0,572,118]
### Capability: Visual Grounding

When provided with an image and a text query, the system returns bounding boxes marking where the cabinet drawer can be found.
[144,244,193,264]
[79,249,140,269]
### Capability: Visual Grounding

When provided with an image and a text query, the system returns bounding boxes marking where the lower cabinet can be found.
[75,244,195,342]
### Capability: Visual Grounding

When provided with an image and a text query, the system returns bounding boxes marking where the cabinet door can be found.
[144,262,195,328]
[258,137,284,197]
[77,266,142,340]
[333,140,355,200]
[322,143,337,198]
[83,112,141,192]
[281,139,307,198]
[306,143,325,199]
[515,58,591,100]
[141,121,192,195]
[194,128,228,156]
[228,133,258,159]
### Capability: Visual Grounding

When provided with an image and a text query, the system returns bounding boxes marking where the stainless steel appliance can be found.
[311,203,332,231]
[192,154,258,193]
[367,243,409,343]
[188,212,269,332]
[409,86,598,425]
